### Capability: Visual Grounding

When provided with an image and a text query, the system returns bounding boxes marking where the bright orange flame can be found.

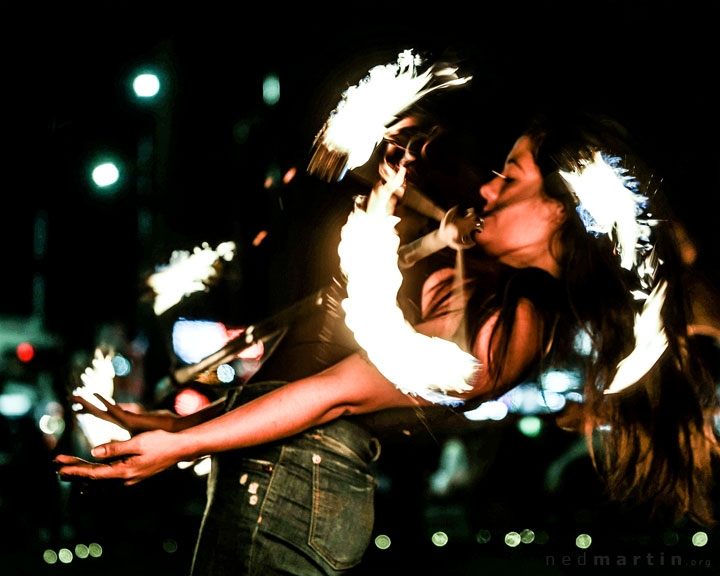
[338,172,478,403]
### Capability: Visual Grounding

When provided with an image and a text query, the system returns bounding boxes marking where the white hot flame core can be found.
[604,280,669,394]
[559,151,650,271]
[319,50,471,173]
[72,348,131,447]
[147,241,236,315]
[338,168,479,404]
[559,151,669,392]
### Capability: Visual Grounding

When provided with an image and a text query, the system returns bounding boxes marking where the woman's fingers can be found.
[54,454,118,481]
[71,395,107,418]
[94,393,115,409]
[54,429,177,485]
[54,454,89,465]
[71,394,129,428]
[54,440,139,482]
[90,439,135,459]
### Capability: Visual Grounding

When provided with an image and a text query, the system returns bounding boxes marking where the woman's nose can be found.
[479,177,501,209]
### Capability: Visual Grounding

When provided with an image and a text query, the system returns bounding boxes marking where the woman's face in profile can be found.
[474,136,565,272]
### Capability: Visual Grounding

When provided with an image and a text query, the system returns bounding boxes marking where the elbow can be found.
[319,403,357,424]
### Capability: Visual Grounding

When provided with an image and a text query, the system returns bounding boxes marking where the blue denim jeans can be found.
[190,382,380,575]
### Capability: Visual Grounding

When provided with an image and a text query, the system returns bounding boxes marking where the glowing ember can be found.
[604,280,668,394]
[309,49,471,181]
[338,168,479,404]
[71,349,131,447]
[147,241,236,315]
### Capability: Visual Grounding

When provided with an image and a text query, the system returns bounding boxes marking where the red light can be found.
[174,388,210,416]
[17,342,34,363]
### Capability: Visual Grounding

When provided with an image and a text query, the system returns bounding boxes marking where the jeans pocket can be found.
[308,455,375,570]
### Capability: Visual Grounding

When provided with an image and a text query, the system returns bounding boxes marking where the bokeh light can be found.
[576,534,592,549]
[431,531,449,547]
[692,531,708,547]
[133,73,160,98]
[174,388,210,416]
[16,341,34,362]
[263,73,280,106]
[505,532,521,547]
[518,415,543,437]
[91,162,120,187]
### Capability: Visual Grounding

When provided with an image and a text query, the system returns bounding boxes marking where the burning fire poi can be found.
[338,168,479,404]
[71,348,131,447]
[559,152,667,394]
[308,49,471,182]
[147,241,236,315]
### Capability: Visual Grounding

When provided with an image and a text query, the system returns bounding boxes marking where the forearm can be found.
[166,397,227,431]
[168,353,424,462]
[113,397,227,433]
[170,317,476,461]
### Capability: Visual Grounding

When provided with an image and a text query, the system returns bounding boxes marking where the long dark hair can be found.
[526,112,720,526]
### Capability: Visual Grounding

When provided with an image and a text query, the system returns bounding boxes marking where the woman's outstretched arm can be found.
[54,293,544,485]
[54,352,425,484]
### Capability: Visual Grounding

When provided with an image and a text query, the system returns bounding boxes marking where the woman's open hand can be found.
[55,429,187,485]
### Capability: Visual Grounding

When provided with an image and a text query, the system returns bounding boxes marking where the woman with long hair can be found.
[55,92,719,571]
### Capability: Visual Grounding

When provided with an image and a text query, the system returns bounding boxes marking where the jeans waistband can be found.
[307,418,381,463]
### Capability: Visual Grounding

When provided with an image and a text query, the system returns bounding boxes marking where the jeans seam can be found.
[247,445,284,573]
[308,458,371,570]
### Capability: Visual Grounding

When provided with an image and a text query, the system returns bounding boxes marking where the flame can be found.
[604,280,668,394]
[338,169,478,404]
[71,348,131,447]
[559,152,669,393]
[309,49,471,181]
[147,241,236,315]
[559,151,652,271]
